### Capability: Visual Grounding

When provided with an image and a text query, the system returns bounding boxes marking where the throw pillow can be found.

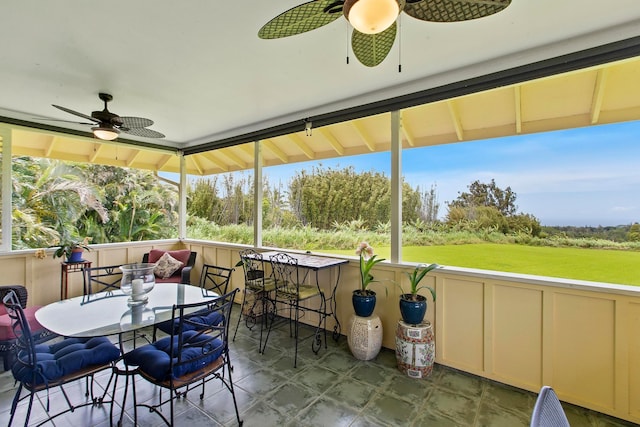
[154,252,184,279]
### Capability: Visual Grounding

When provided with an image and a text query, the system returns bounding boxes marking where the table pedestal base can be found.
[348,314,382,361]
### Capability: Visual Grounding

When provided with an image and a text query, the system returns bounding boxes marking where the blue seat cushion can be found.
[124,330,223,381]
[13,336,120,386]
[156,310,223,335]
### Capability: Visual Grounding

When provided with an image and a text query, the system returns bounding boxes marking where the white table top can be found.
[258,251,348,270]
[36,283,218,338]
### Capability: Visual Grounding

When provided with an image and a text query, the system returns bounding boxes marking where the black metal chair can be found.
[0,285,55,371]
[232,249,277,353]
[200,263,234,295]
[3,290,120,427]
[81,264,123,296]
[530,386,570,427]
[123,289,243,426]
[266,252,326,368]
[152,264,234,341]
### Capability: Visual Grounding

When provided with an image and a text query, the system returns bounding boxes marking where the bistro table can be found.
[255,250,348,342]
[35,283,220,426]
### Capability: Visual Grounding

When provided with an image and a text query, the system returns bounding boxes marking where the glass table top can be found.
[36,283,219,338]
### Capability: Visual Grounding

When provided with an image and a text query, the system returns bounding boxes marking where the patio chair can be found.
[200,263,234,295]
[232,249,277,353]
[530,385,570,427]
[123,289,242,426]
[266,252,326,368]
[81,264,123,296]
[152,264,234,340]
[0,285,55,371]
[3,290,120,427]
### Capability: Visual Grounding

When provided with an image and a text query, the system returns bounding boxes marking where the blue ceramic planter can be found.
[399,294,427,325]
[352,290,376,317]
[67,249,84,263]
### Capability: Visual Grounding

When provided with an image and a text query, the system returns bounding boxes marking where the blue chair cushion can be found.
[156,310,223,335]
[124,330,223,381]
[12,336,120,386]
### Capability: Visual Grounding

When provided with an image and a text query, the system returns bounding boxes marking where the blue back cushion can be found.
[156,310,223,335]
[13,336,120,385]
[124,330,223,381]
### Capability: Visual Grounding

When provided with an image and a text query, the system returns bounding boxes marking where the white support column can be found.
[390,110,402,263]
[178,152,187,239]
[254,141,263,248]
[0,127,11,252]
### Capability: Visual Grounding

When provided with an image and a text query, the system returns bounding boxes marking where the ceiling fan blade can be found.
[121,127,165,138]
[352,22,397,67]
[403,0,511,22]
[35,118,95,125]
[258,0,343,39]
[52,104,100,123]
[120,116,154,128]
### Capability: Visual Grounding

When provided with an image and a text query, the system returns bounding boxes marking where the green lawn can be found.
[330,244,640,286]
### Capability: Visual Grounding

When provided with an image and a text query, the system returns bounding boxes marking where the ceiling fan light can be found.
[92,126,120,141]
[344,0,400,35]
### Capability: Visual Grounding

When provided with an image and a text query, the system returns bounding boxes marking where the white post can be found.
[254,140,263,248]
[390,110,402,263]
[178,152,186,239]
[0,126,11,252]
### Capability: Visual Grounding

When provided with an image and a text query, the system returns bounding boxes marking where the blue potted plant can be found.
[51,235,91,263]
[352,242,386,317]
[398,263,438,325]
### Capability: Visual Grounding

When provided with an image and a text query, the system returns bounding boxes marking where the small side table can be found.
[347,314,383,361]
[60,260,91,300]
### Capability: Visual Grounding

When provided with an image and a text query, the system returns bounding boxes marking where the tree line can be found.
[9,157,637,250]
[188,167,543,236]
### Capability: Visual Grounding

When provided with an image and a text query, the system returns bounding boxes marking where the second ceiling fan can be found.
[259,0,512,67]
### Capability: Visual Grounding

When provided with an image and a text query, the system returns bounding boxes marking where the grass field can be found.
[330,243,640,286]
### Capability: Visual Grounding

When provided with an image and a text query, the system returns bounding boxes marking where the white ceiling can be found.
[1,1,640,149]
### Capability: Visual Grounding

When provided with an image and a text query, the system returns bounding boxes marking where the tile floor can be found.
[0,306,638,427]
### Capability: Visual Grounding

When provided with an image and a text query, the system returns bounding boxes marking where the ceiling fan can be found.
[259,0,512,67]
[50,93,165,141]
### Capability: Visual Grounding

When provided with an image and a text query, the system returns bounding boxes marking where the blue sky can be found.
[262,120,640,227]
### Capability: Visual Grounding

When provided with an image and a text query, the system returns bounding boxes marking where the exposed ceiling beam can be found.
[288,134,315,159]
[318,128,345,155]
[89,143,104,162]
[44,135,56,157]
[201,152,228,172]
[447,100,464,141]
[514,85,523,134]
[126,149,142,167]
[400,113,416,147]
[189,154,204,175]
[157,154,173,170]
[591,68,608,124]
[353,120,376,151]
[262,139,288,163]
[216,149,246,169]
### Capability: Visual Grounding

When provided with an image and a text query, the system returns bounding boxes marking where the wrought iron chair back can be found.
[266,252,324,367]
[3,290,119,427]
[200,264,234,295]
[124,288,242,426]
[232,249,277,352]
[82,264,123,296]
